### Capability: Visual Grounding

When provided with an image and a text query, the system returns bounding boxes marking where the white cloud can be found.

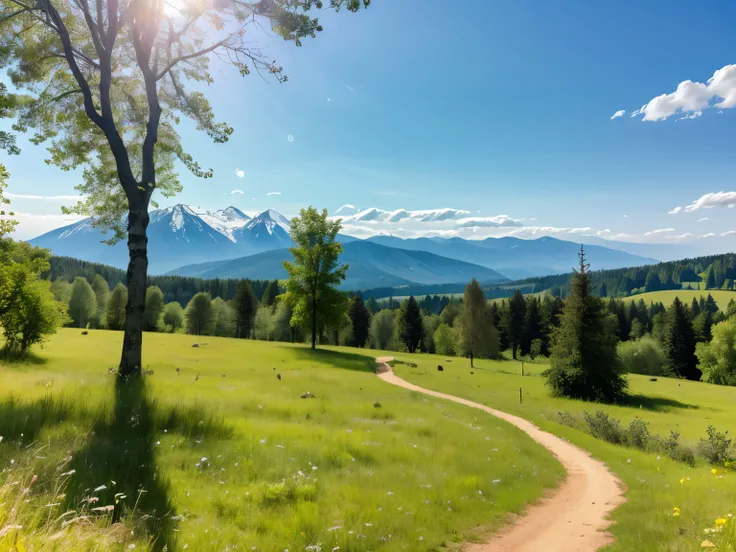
[699,233,716,239]
[681,191,736,212]
[698,217,709,222]
[6,192,85,201]
[610,109,625,120]
[643,228,675,236]
[721,230,736,237]
[230,189,244,195]
[235,169,245,178]
[668,206,682,215]
[623,214,628,218]
[633,64,736,121]
[287,135,294,143]
[266,192,282,196]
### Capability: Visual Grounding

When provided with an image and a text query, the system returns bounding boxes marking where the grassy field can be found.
[0,329,563,552]
[380,352,736,551]
[622,289,736,308]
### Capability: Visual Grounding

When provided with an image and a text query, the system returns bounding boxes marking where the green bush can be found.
[618,336,668,376]
[627,418,651,450]
[697,425,734,465]
[583,410,626,445]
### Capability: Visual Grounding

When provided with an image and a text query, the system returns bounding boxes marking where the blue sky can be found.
[4,0,736,249]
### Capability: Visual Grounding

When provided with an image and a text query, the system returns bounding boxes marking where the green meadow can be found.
[383,352,736,552]
[0,329,562,552]
[621,289,736,308]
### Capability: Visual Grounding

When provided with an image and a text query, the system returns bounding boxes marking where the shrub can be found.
[583,410,626,445]
[651,431,695,466]
[617,336,668,376]
[697,425,734,465]
[627,418,651,450]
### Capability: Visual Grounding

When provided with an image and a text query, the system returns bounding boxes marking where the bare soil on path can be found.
[375,357,626,552]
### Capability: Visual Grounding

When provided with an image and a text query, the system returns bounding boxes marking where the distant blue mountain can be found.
[167,240,508,290]
[365,235,657,279]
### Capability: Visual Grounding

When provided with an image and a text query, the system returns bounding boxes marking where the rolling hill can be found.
[167,240,508,290]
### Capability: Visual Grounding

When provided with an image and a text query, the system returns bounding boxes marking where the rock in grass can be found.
[277,373,282,380]
[192,343,200,348]
[301,391,316,399]
[437,365,444,372]
[81,330,89,335]
[650,377,657,382]
[374,401,382,408]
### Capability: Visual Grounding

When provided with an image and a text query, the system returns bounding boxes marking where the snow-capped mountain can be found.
[29,204,291,274]
[333,204,361,216]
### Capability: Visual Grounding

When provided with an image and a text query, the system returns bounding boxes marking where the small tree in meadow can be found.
[143,286,165,331]
[106,283,128,330]
[185,292,214,336]
[370,310,395,350]
[91,275,110,328]
[348,295,371,348]
[545,247,626,402]
[234,281,258,338]
[663,297,701,381]
[284,207,349,349]
[162,302,184,333]
[397,296,424,353]
[456,279,498,366]
[68,277,96,328]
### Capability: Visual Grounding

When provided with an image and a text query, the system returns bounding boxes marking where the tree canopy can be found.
[284,207,348,349]
[0,0,368,374]
[456,279,498,366]
[545,247,627,402]
[397,296,423,354]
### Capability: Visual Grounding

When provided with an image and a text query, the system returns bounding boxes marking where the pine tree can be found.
[504,290,526,359]
[348,296,371,348]
[457,279,499,366]
[706,269,716,290]
[544,247,626,402]
[691,297,701,319]
[521,296,543,356]
[397,296,424,353]
[727,298,736,319]
[663,297,701,380]
[234,281,258,338]
[68,277,97,328]
[261,280,280,307]
[106,284,127,331]
[599,282,607,297]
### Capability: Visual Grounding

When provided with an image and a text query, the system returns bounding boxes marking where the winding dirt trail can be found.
[375,357,625,552]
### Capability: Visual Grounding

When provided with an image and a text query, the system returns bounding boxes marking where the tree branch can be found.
[155,35,232,81]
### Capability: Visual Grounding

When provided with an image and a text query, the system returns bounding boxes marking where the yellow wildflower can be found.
[711,468,718,475]
[680,478,686,484]
[716,518,728,526]
[673,506,681,517]
[701,540,716,548]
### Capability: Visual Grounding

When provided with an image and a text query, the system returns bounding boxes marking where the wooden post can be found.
[519,387,523,404]
[521,361,524,376]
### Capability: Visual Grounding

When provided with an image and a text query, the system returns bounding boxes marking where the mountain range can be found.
[29,204,658,289]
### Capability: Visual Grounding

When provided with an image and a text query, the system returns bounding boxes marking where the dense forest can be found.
[44,256,274,305]
[489,252,736,299]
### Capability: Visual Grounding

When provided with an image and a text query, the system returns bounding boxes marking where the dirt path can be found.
[375,357,625,552]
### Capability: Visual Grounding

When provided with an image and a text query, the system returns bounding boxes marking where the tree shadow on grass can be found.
[287,346,377,373]
[61,375,175,551]
[618,393,699,412]
[0,349,49,366]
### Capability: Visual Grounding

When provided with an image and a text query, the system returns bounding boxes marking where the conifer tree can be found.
[505,290,526,359]
[545,247,626,402]
[663,297,701,381]
[234,281,258,338]
[348,296,371,348]
[261,280,280,307]
[457,279,499,366]
[397,296,424,353]
[521,296,543,356]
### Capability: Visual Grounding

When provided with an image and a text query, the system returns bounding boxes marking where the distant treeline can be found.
[43,256,275,306]
[497,252,736,298]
